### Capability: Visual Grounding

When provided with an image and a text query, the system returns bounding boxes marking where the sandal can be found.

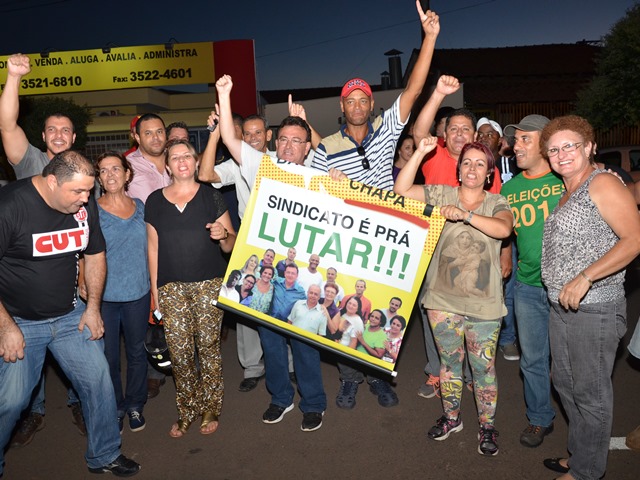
[169,419,192,438]
[200,412,219,435]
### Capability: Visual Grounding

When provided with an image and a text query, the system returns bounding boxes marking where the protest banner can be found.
[216,157,446,376]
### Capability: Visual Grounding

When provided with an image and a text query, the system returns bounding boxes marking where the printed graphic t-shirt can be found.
[0,179,105,320]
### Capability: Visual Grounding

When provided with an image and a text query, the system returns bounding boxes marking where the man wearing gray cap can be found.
[500,114,564,448]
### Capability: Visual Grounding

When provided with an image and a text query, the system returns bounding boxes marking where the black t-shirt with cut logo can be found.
[0,179,105,320]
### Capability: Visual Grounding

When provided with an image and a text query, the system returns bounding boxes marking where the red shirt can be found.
[421,144,502,194]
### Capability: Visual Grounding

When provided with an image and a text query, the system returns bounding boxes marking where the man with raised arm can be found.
[0,52,86,447]
[312,1,440,191]
[0,54,76,179]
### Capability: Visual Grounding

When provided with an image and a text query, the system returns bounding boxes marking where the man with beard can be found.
[0,54,76,180]
[126,113,170,203]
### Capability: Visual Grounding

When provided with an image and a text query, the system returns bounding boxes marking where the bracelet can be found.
[222,227,229,240]
[579,271,593,286]
[463,211,474,225]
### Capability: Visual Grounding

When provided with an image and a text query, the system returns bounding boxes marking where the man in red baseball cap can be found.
[312,1,440,194]
[124,115,142,158]
[312,1,441,412]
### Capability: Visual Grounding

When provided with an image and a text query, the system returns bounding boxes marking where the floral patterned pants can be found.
[427,309,500,426]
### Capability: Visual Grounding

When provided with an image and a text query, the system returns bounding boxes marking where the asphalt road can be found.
[4,277,640,480]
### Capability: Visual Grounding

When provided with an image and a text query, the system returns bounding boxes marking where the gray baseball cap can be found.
[503,114,550,137]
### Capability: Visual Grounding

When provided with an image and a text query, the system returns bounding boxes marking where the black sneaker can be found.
[520,423,554,448]
[262,403,294,424]
[69,403,87,436]
[10,412,45,448]
[88,454,141,477]
[478,425,499,456]
[427,415,463,441]
[335,380,359,409]
[238,375,263,392]
[368,379,399,407]
[118,415,124,435]
[301,411,324,432]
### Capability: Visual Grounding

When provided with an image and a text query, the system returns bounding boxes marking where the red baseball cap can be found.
[341,78,372,98]
[130,115,141,130]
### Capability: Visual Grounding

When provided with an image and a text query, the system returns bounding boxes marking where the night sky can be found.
[0,0,635,90]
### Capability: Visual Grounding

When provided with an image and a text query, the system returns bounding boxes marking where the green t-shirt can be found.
[356,326,387,355]
[500,170,564,287]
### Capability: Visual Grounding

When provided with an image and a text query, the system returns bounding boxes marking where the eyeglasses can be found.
[357,146,370,170]
[546,142,583,157]
[277,136,306,146]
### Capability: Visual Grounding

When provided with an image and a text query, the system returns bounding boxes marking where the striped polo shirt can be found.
[311,95,406,191]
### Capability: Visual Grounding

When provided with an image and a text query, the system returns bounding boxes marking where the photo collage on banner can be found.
[216,157,446,375]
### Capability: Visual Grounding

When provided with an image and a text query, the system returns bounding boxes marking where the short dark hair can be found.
[390,296,403,307]
[243,114,268,129]
[278,116,311,142]
[135,113,165,134]
[42,113,75,133]
[42,150,94,183]
[166,121,189,137]
[284,263,299,274]
[232,113,244,127]
[260,265,276,277]
[370,309,388,328]
[445,108,477,131]
[435,106,455,126]
[389,315,407,330]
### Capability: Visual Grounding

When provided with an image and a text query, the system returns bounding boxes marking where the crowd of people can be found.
[1,3,640,479]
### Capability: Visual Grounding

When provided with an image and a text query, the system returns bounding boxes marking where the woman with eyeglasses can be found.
[538,116,640,480]
[395,136,513,457]
[145,139,236,438]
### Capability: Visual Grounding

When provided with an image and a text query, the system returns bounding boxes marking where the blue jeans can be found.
[550,299,626,480]
[499,244,518,346]
[102,292,150,416]
[0,303,121,474]
[514,281,555,427]
[258,326,326,413]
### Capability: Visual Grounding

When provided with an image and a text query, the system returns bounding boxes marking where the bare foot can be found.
[200,419,219,435]
[169,421,189,438]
